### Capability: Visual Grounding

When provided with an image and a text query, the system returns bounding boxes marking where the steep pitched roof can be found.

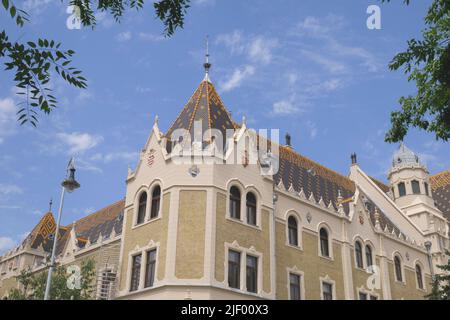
[274,147,356,214]
[166,80,237,145]
[21,211,56,252]
[430,170,450,222]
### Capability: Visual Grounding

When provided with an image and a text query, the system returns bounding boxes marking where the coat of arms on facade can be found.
[359,214,364,225]
[147,149,156,167]
[188,165,200,177]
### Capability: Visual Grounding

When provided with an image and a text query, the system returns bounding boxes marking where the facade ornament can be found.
[306,212,312,223]
[374,207,381,230]
[188,164,200,177]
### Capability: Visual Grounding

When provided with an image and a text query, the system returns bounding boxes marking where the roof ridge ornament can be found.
[203,35,211,82]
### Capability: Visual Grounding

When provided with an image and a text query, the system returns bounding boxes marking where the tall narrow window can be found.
[398,182,406,197]
[394,256,403,282]
[288,216,298,246]
[144,249,157,288]
[365,245,373,269]
[150,186,161,219]
[246,255,258,293]
[322,282,333,300]
[320,228,330,257]
[424,182,429,196]
[137,193,147,225]
[289,273,301,300]
[130,254,142,292]
[228,250,241,289]
[412,180,421,194]
[416,264,423,289]
[246,192,257,226]
[230,186,241,219]
[355,241,363,269]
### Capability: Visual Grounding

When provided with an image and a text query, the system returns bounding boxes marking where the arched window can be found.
[319,228,330,257]
[150,186,161,219]
[416,264,424,289]
[365,245,373,269]
[412,180,421,194]
[394,256,403,282]
[424,182,429,196]
[137,192,147,224]
[246,192,257,226]
[230,186,241,219]
[355,241,363,269]
[288,216,298,246]
[398,182,406,197]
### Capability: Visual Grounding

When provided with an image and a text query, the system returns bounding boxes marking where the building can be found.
[1,58,449,300]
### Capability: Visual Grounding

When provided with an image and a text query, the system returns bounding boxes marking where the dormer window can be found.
[411,180,421,194]
[398,182,406,197]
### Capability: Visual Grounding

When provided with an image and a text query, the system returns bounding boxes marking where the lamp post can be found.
[44,158,80,300]
[424,241,435,280]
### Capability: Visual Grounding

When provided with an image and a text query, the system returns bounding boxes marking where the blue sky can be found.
[0,0,448,253]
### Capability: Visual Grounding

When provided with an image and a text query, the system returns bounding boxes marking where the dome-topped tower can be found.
[391,143,422,169]
[388,143,432,206]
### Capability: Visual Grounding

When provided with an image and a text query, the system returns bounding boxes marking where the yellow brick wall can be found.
[275,221,345,300]
[119,192,170,291]
[175,190,207,279]
[215,192,271,293]
[388,262,430,300]
[350,250,383,298]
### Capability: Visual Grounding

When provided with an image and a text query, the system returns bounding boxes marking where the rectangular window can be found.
[322,282,333,300]
[144,249,157,288]
[289,273,301,300]
[412,180,421,194]
[246,255,258,293]
[228,250,241,289]
[130,254,142,292]
[424,182,429,196]
[97,269,116,300]
[359,292,368,300]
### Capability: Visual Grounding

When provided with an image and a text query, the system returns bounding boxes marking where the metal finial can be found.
[203,35,211,81]
[49,198,53,212]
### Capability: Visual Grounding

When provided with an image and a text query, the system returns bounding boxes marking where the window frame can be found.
[287,215,299,247]
[246,192,257,226]
[246,255,258,293]
[398,182,406,197]
[144,248,157,288]
[415,263,424,290]
[228,249,241,289]
[365,244,374,271]
[321,280,334,300]
[355,240,364,269]
[136,191,148,225]
[318,226,332,259]
[229,186,242,220]
[287,270,304,300]
[394,255,404,283]
[150,185,161,219]
[129,253,142,292]
[411,180,421,195]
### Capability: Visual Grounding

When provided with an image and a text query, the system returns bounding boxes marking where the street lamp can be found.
[44,158,80,300]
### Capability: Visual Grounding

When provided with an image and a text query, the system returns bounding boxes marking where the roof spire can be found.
[49,198,53,213]
[203,35,211,82]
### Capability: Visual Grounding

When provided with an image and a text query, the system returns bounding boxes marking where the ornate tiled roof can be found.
[274,146,355,214]
[430,170,450,222]
[166,80,237,147]
[21,212,56,252]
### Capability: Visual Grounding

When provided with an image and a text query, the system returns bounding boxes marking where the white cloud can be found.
[0,184,23,196]
[116,31,132,42]
[272,99,300,115]
[0,97,17,144]
[300,49,347,74]
[138,32,165,42]
[216,30,245,54]
[248,37,277,65]
[95,11,114,29]
[57,132,103,154]
[306,121,318,139]
[0,236,15,254]
[90,151,138,164]
[219,66,255,92]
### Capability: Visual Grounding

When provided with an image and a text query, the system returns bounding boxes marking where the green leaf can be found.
[2,0,8,10]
